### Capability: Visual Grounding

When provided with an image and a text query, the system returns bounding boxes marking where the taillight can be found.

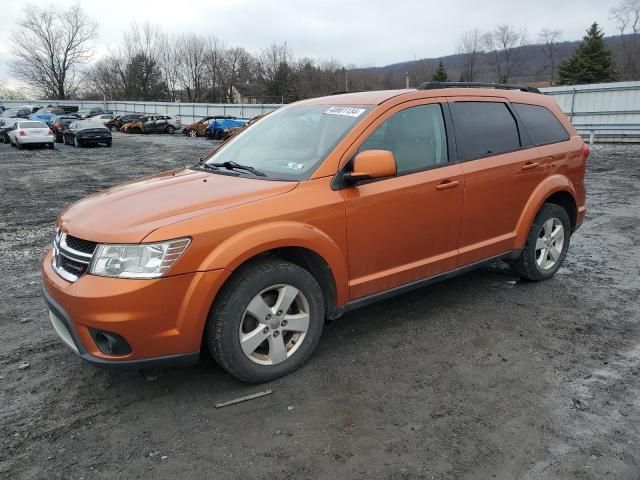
[19,129,26,136]
[48,129,53,136]
[581,144,590,161]
[55,123,62,129]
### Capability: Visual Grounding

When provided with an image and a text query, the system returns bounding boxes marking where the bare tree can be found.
[176,34,208,102]
[204,36,227,101]
[610,0,640,79]
[458,29,483,82]
[0,80,27,100]
[483,25,528,83]
[158,33,181,102]
[9,4,97,99]
[222,47,254,101]
[538,29,562,85]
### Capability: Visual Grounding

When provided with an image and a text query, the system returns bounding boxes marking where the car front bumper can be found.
[41,249,230,368]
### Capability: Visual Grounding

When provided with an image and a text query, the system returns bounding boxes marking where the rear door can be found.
[449,97,546,265]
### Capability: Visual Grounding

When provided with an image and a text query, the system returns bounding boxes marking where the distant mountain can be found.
[356,34,638,87]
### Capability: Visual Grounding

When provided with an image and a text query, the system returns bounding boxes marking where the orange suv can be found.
[41,82,588,382]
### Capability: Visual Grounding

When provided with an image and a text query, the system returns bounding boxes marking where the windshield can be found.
[203,104,371,181]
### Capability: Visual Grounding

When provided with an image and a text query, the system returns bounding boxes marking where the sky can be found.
[0,0,619,88]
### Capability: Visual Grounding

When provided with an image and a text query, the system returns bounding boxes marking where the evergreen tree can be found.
[431,62,449,82]
[558,22,615,85]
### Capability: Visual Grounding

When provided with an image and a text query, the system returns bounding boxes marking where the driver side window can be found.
[359,104,448,175]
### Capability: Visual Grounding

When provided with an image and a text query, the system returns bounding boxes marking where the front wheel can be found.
[207,259,325,383]
[166,126,175,134]
[510,203,571,281]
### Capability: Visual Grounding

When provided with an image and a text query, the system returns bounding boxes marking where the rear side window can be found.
[359,104,448,174]
[513,103,569,146]
[451,102,520,161]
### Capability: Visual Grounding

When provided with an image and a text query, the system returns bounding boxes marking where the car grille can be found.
[64,235,97,255]
[52,231,96,282]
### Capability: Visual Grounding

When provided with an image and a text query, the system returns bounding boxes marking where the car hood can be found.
[59,168,298,243]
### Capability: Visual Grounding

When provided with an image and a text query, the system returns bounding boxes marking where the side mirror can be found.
[345,150,397,183]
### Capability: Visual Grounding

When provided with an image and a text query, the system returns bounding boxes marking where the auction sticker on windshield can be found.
[324,107,366,117]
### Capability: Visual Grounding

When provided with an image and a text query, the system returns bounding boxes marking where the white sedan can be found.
[8,121,55,149]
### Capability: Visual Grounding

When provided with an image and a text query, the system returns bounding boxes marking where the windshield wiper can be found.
[207,161,267,177]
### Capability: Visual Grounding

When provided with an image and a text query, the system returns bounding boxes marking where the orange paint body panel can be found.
[41,86,587,366]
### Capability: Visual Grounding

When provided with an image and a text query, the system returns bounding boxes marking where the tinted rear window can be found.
[513,103,569,145]
[20,121,48,128]
[451,102,520,161]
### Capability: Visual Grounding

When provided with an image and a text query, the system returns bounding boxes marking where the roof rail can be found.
[329,90,363,95]
[417,81,541,94]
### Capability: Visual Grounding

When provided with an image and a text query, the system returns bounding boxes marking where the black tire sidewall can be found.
[208,260,325,383]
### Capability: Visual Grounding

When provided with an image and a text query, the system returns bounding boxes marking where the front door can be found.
[341,101,464,299]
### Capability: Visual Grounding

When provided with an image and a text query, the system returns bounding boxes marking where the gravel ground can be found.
[1,135,639,479]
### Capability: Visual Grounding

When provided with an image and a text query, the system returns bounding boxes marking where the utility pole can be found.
[345,70,349,92]
[405,72,410,89]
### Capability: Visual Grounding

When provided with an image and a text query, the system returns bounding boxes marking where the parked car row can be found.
[0,118,112,149]
[1,105,259,142]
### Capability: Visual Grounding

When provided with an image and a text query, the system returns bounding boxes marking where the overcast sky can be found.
[0,0,618,87]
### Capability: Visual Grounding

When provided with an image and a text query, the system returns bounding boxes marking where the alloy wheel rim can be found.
[239,284,310,366]
[535,218,564,270]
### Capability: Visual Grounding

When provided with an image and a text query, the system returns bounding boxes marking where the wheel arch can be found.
[198,221,349,310]
[514,175,578,248]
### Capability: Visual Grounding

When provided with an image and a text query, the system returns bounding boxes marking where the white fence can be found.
[3,81,640,141]
[0,99,282,125]
[541,81,640,142]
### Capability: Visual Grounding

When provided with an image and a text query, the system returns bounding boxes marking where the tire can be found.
[17,141,23,150]
[166,125,175,134]
[188,129,198,138]
[47,143,54,149]
[10,139,16,148]
[110,125,118,132]
[207,258,325,383]
[510,203,571,281]
[105,140,112,147]
[74,137,82,148]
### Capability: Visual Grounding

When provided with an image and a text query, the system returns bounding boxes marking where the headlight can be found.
[90,238,190,279]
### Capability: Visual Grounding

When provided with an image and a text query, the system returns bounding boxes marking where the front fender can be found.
[514,174,578,248]
[198,221,350,306]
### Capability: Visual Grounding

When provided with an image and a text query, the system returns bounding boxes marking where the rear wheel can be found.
[74,137,82,148]
[17,141,23,150]
[207,258,325,383]
[105,140,112,147]
[166,125,176,134]
[188,129,198,138]
[510,203,571,281]
[47,143,54,149]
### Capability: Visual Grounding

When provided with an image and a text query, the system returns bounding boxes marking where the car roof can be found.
[298,87,550,107]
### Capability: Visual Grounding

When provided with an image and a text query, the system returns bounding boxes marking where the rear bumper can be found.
[41,249,230,368]
[18,136,53,144]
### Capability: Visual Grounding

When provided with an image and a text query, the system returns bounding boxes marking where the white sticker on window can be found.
[285,162,305,170]
[324,107,366,118]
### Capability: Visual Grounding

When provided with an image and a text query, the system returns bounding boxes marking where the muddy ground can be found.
[1,135,639,479]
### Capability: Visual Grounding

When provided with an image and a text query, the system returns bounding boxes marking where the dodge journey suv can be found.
[42,82,588,382]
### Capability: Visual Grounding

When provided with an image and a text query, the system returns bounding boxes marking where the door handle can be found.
[521,162,540,171]
[436,180,460,191]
